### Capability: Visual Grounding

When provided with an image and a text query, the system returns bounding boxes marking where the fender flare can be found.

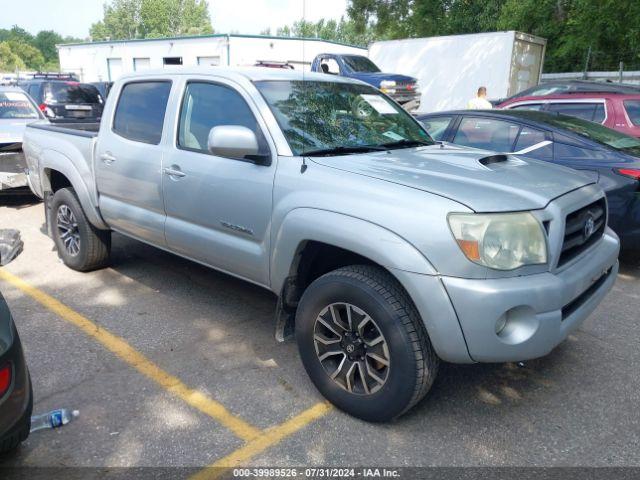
[270,208,437,293]
[40,150,109,230]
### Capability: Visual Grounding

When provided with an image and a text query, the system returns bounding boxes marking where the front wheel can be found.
[296,265,439,422]
[50,188,111,272]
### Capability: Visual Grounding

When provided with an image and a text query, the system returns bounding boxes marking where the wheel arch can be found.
[270,208,437,296]
[41,150,108,230]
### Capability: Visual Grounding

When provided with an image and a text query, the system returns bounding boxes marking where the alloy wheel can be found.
[56,204,81,256]
[313,302,390,395]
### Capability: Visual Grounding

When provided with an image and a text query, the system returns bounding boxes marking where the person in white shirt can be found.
[467,86,493,110]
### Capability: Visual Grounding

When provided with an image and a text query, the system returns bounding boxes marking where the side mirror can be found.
[207,125,269,164]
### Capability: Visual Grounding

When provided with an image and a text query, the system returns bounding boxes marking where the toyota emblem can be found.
[583,215,596,239]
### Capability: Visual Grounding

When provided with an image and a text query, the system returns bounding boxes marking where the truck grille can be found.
[558,198,606,267]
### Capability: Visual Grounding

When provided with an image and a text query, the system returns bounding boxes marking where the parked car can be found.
[0,87,46,194]
[417,109,640,253]
[0,290,32,454]
[19,76,103,123]
[498,91,640,138]
[23,68,619,421]
[90,81,114,100]
[311,53,421,110]
[496,79,640,105]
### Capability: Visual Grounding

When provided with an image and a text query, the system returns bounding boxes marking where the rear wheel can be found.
[50,188,111,271]
[296,265,439,421]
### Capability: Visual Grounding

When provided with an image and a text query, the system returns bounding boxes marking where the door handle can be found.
[100,152,116,164]
[163,166,186,178]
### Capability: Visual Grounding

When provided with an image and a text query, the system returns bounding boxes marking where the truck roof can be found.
[118,66,365,85]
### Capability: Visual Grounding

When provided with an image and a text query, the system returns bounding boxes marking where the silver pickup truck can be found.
[22,68,619,422]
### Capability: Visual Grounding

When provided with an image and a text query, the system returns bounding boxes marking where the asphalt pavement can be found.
[0,197,639,473]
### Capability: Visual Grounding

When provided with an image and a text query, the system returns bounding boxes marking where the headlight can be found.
[380,80,396,93]
[448,212,547,270]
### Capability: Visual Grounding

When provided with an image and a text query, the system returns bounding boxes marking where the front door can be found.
[95,80,172,246]
[162,79,276,286]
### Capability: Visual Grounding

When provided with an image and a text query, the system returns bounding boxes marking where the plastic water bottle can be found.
[30,409,79,433]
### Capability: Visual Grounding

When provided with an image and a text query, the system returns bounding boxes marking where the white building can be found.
[57,33,367,82]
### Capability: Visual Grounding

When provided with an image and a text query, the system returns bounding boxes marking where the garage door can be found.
[107,58,123,81]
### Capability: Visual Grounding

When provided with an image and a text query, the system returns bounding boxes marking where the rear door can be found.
[95,79,172,246]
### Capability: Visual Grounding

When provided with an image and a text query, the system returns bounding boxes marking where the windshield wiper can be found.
[303,145,387,157]
[380,139,434,150]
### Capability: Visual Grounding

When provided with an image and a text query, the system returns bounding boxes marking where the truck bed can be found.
[22,121,99,201]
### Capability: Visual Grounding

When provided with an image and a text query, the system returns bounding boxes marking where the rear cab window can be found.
[113,81,172,144]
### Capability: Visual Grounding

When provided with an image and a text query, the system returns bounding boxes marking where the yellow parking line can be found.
[0,268,261,442]
[191,401,333,480]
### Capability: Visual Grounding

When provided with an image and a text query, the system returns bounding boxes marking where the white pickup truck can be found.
[22,68,619,421]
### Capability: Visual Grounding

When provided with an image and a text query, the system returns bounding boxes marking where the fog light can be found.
[0,363,11,398]
[495,306,539,345]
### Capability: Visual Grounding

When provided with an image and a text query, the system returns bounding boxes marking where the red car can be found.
[498,92,640,138]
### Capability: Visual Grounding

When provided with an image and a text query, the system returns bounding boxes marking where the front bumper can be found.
[442,229,619,362]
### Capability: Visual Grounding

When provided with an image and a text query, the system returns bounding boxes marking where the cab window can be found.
[113,81,172,144]
[177,81,269,156]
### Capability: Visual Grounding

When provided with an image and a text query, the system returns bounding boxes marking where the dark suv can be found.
[20,75,103,123]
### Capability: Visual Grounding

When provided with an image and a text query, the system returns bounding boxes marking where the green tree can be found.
[34,30,64,64]
[0,42,26,71]
[273,17,373,46]
[7,41,45,70]
[90,0,213,41]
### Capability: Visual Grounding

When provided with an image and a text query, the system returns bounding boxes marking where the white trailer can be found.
[369,31,546,113]
[57,34,367,83]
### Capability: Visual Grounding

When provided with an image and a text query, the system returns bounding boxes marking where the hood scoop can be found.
[479,154,509,166]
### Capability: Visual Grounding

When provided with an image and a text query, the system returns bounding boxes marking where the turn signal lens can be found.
[0,364,11,397]
[456,239,480,261]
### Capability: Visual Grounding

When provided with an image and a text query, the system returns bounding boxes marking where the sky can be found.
[0,0,349,39]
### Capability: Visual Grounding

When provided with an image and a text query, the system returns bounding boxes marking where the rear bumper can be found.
[442,229,619,362]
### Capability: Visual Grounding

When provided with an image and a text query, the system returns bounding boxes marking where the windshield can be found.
[0,91,39,119]
[342,56,381,73]
[45,82,102,104]
[544,114,640,155]
[255,80,433,156]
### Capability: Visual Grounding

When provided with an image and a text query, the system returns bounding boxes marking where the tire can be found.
[0,375,32,455]
[295,265,439,422]
[49,187,111,271]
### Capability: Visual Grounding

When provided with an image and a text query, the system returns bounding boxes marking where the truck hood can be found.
[351,72,417,87]
[309,144,595,212]
[0,119,33,144]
